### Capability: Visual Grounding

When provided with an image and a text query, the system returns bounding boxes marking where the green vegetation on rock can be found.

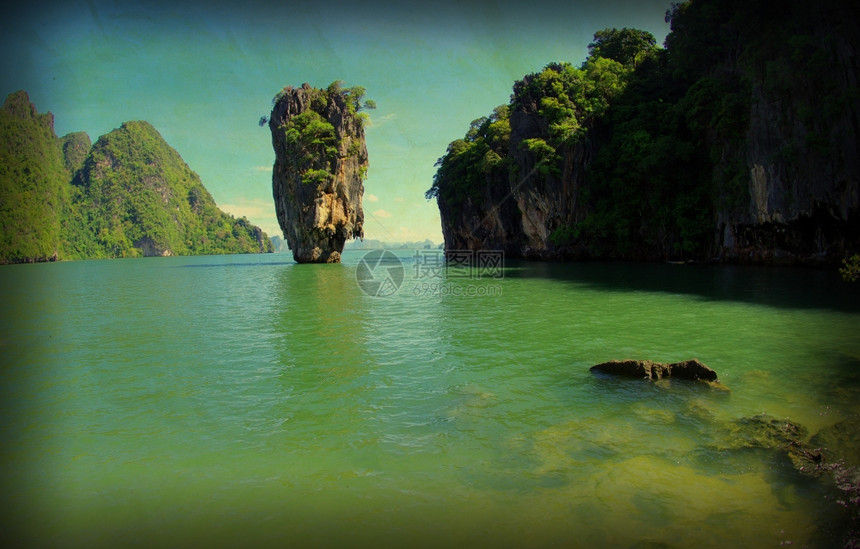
[0,91,70,262]
[426,105,512,208]
[0,92,272,263]
[428,0,859,263]
[268,81,370,263]
[841,255,860,282]
[268,81,373,193]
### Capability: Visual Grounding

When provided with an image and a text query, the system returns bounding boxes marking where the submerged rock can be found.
[718,414,817,471]
[810,418,860,468]
[590,359,719,382]
[268,82,369,263]
[710,414,860,482]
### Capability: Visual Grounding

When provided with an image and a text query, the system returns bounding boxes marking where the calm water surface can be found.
[1,251,859,547]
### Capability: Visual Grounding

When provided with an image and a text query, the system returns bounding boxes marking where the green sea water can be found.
[1,251,859,548]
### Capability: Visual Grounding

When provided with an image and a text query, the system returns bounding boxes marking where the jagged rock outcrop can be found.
[590,359,719,382]
[269,82,368,263]
[436,172,526,257]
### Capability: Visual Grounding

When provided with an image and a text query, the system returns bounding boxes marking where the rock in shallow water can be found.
[590,359,719,382]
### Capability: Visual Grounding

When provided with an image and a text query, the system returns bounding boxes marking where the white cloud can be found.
[252,166,271,172]
[367,113,397,129]
[218,198,281,236]
[394,196,406,203]
[219,198,273,218]
[391,225,437,243]
[371,209,392,219]
[366,194,379,202]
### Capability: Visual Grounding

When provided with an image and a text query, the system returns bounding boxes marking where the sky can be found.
[2,0,673,244]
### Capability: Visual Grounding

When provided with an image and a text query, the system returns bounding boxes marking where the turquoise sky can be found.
[2,0,672,243]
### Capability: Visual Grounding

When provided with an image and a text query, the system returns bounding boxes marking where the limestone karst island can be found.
[267,81,372,263]
[425,8,859,266]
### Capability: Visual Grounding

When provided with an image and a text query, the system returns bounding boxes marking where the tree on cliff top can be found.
[261,80,375,128]
[588,28,658,67]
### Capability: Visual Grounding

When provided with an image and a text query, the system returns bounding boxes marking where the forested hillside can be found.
[0,91,70,262]
[0,91,272,263]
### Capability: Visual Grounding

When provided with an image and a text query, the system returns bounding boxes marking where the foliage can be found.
[588,28,658,67]
[578,37,720,259]
[0,91,69,262]
[271,80,372,191]
[325,80,375,120]
[266,80,375,129]
[1,93,271,263]
[429,0,848,261]
[549,225,577,246]
[841,255,860,282]
[301,168,333,187]
[61,131,91,175]
[425,105,511,211]
[511,59,630,143]
[283,110,338,167]
[70,120,270,257]
[429,38,638,222]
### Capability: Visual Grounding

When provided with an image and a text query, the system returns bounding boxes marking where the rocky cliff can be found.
[714,1,860,263]
[433,108,590,260]
[430,59,621,260]
[429,0,860,265]
[269,82,369,263]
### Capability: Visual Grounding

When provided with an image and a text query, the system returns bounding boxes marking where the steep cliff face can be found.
[505,106,592,259]
[430,61,618,260]
[430,1,859,265]
[716,2,860,263]
[437,172,525,256]
[269,82,368,263]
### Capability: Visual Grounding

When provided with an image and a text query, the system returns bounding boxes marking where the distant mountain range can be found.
[269,235,439,253]
[0,91,272,264]
[344,238,439,250]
